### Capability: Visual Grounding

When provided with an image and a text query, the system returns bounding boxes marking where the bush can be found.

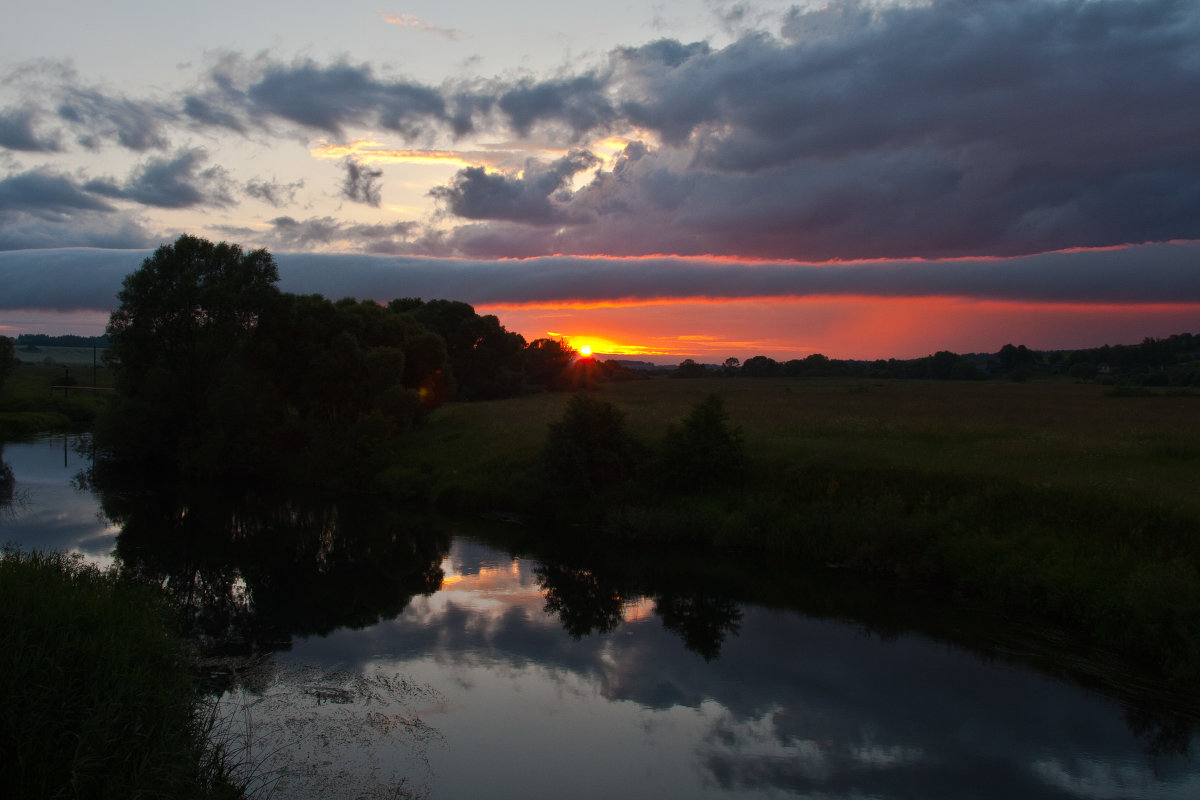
[657,394,746,493]
[541,393,644,496]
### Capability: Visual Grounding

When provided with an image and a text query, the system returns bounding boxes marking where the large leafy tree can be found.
[100,235,281,471]
[0,335,16,391]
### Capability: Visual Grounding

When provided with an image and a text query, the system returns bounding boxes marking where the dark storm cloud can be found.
[3,240,1198,313]
[0,107,61,152]
[430,149,601,224]
[427,0,1200,260]
[84,149,232,208]
[340,159,383,206]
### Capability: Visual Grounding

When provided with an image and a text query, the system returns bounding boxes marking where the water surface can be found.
[2,435,1196,799]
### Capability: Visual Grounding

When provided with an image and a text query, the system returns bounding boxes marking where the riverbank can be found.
[397,377,1200,684]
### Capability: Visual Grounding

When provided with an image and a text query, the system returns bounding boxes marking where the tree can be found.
[657,394,745,492]
[541,393,643,496]
[524,338,577,389]
[0,335,16,391]
[99,235,282,470]
[670,359,708,378]
[741,355,780,377]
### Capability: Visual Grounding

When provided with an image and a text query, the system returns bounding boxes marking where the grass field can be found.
[13,344,109,367]
[399,376,1200,683]
[403,376,1200,517]
[0,362,113,439]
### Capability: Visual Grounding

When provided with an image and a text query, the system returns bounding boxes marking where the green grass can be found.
[398,377,1200,683]
[0,363,113,440]
[0,548,244,799]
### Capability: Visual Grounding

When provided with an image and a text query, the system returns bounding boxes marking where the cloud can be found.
[0,167,152,250]
[381,13,464,41]
[0,168,114,217]
[497,74,615,137]
[4,0,1200,264]
[244,177,305,207]
[340,159,383,206]
[216,215,420,254]
[0,107,61,152]
[430,149,601,224]
[424,0,1200,260]
[84,148,233,208]
[56,86,172,151]
[4,241,1198,313]
[245,59,447,138]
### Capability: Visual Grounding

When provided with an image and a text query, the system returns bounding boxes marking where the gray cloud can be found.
[3,241,1197,313]
[216,215,420,253]
[0,168,113,217]
[247,59,447,137]
[2,0,1198,264]
[84,149,233,208]
[497,74,614,137]
[244,177,305,207]
[340,159,383,207]
[0,167,152,250]
[0,107,61,152]
[56,86,172,152]
[427,0,1200,259]
[430,149,602,224]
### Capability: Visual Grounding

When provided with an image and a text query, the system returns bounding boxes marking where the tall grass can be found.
[0,547,244,799]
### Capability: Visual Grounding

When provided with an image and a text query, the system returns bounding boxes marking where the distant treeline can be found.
[15,333,109,348]
[667,334,1200,386]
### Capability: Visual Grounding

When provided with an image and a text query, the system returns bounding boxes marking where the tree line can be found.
[669,336,1200,385]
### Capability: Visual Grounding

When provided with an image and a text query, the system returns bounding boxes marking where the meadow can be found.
[0,362,112,439]
[398,376,1200,683]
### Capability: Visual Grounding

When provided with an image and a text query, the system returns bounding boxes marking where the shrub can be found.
[655,394,746,494]
[541,393,643,496]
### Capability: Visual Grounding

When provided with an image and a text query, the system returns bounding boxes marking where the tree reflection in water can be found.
[94,474,449,661]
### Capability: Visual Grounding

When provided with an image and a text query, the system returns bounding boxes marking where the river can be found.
[1,434,1197,799]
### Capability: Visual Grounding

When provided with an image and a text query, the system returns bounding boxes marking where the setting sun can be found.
[578,344,593,357]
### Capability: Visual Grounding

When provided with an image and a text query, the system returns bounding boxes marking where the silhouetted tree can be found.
[740,355,780,377]
[657,394,745,492]
[99,235,281,471]
[0,336,16,391]
[670,358,709,378]
[524,338,577,389]
[541,393,643,496]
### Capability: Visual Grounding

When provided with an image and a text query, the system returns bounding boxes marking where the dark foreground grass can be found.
[0,548,243,799]
[399,377,1200,684]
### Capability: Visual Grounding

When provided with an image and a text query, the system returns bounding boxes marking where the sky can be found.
[1,0,1198,362]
